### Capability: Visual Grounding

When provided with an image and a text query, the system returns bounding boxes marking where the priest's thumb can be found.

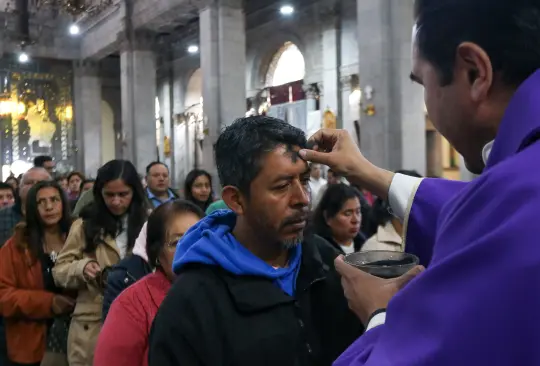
[299,149,331,165]
[393,265,425,290]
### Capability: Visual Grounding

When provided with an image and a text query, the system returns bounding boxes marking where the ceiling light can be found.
[280,5,294,15]
[69,24,80,35]
[18,52,29,63]
[187,45,199,54]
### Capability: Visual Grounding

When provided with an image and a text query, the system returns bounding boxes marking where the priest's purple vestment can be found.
[334,70,540,366]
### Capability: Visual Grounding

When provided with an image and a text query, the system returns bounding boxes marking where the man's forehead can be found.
[261,144,309,171]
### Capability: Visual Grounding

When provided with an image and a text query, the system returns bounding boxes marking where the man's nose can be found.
[292,182,309,207]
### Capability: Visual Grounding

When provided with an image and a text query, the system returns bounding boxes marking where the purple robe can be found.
[334,69,540,366]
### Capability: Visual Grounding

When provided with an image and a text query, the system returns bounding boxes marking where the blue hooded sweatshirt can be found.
[173,210,302,296]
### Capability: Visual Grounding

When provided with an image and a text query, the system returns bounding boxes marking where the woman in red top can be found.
[0,180,74,366]
[94,199,204,366]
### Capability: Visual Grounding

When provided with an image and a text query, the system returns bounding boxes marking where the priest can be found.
[299,0,540,364]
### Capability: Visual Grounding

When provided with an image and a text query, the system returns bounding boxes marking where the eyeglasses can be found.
[165,235,183,251]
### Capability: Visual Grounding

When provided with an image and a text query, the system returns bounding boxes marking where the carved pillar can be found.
[199,0,246,188]
[119,30,157,172]
[73,60,102,175]
[357,0,426,174]
[303,84,318,112]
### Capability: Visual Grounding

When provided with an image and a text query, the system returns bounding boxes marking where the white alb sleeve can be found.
[388,174,423,221]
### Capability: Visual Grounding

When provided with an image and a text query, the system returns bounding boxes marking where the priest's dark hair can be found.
[80,160,148,254]
[414,0,540,86]
[214,116,307,196]
[146,199,204,269]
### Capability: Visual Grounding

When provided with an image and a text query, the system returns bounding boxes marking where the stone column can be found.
[199,0,247,184]
[73,60,102,176]
[321,11,340,124]
[357,0,426,175]
[340,74,355,136]
[120,30,157,173]
[303,84,318,112]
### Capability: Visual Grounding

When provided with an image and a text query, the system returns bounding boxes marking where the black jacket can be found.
[324,234,367,255]
[148,235,363,366]
[102,254,152,322]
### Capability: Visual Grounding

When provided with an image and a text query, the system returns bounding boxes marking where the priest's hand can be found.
[299,129,394,200]
[335,255,425,325]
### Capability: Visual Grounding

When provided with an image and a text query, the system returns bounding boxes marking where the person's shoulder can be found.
[0,206,18,219]
[107,255,150,286]
[110,279,147,318]
[70,218,84,229]
[304,235,341,266]
[168,265,226,303]
[112,254,149,273]
[0,236,16,254]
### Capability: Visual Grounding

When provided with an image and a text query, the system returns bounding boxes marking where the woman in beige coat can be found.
[362,197,404,252]
[53,160,148,366]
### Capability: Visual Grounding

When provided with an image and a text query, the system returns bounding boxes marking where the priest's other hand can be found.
[299,129,394,200]
[334,255,425,325]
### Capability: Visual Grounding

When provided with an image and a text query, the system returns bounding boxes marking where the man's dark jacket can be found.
[102,254,152,322]
[148,235,363,366]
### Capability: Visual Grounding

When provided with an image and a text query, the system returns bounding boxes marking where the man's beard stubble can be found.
[281,233,304,250]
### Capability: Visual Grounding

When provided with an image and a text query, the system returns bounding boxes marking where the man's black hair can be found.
[414,0,540,86]
[146,161,169,175]
[0,182,15,195]
[214,116,307,195]
[33,155,52,167]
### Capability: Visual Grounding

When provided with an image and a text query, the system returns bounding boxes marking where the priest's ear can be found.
[456,42,493,102]
[221,185,246,216]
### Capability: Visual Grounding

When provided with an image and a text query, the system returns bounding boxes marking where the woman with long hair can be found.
[0,181,74,366]
[312,184,367,255]
[52,160,148,366]
[94,200,204,366]
[184,169,213,212]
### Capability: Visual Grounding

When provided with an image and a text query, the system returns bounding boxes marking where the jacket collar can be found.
[218,236,330,313]
[486,69,540,169]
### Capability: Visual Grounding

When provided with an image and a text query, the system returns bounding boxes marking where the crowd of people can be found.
[0,116,415,366]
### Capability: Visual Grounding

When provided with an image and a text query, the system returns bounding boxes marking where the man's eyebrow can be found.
[410,72,423,85]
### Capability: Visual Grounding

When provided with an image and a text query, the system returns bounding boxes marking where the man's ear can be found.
[221,186,245,215]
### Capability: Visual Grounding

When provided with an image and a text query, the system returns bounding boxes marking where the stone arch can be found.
[246,31,314,93]
[185,68,202,115]
[265,42,306,87]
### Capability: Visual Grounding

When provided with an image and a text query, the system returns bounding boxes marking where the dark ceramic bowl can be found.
[344,251,420,279]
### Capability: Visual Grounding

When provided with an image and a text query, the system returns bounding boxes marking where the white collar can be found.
[482,141,494,164]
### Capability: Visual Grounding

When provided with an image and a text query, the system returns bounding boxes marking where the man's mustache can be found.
[281,212,309,227]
